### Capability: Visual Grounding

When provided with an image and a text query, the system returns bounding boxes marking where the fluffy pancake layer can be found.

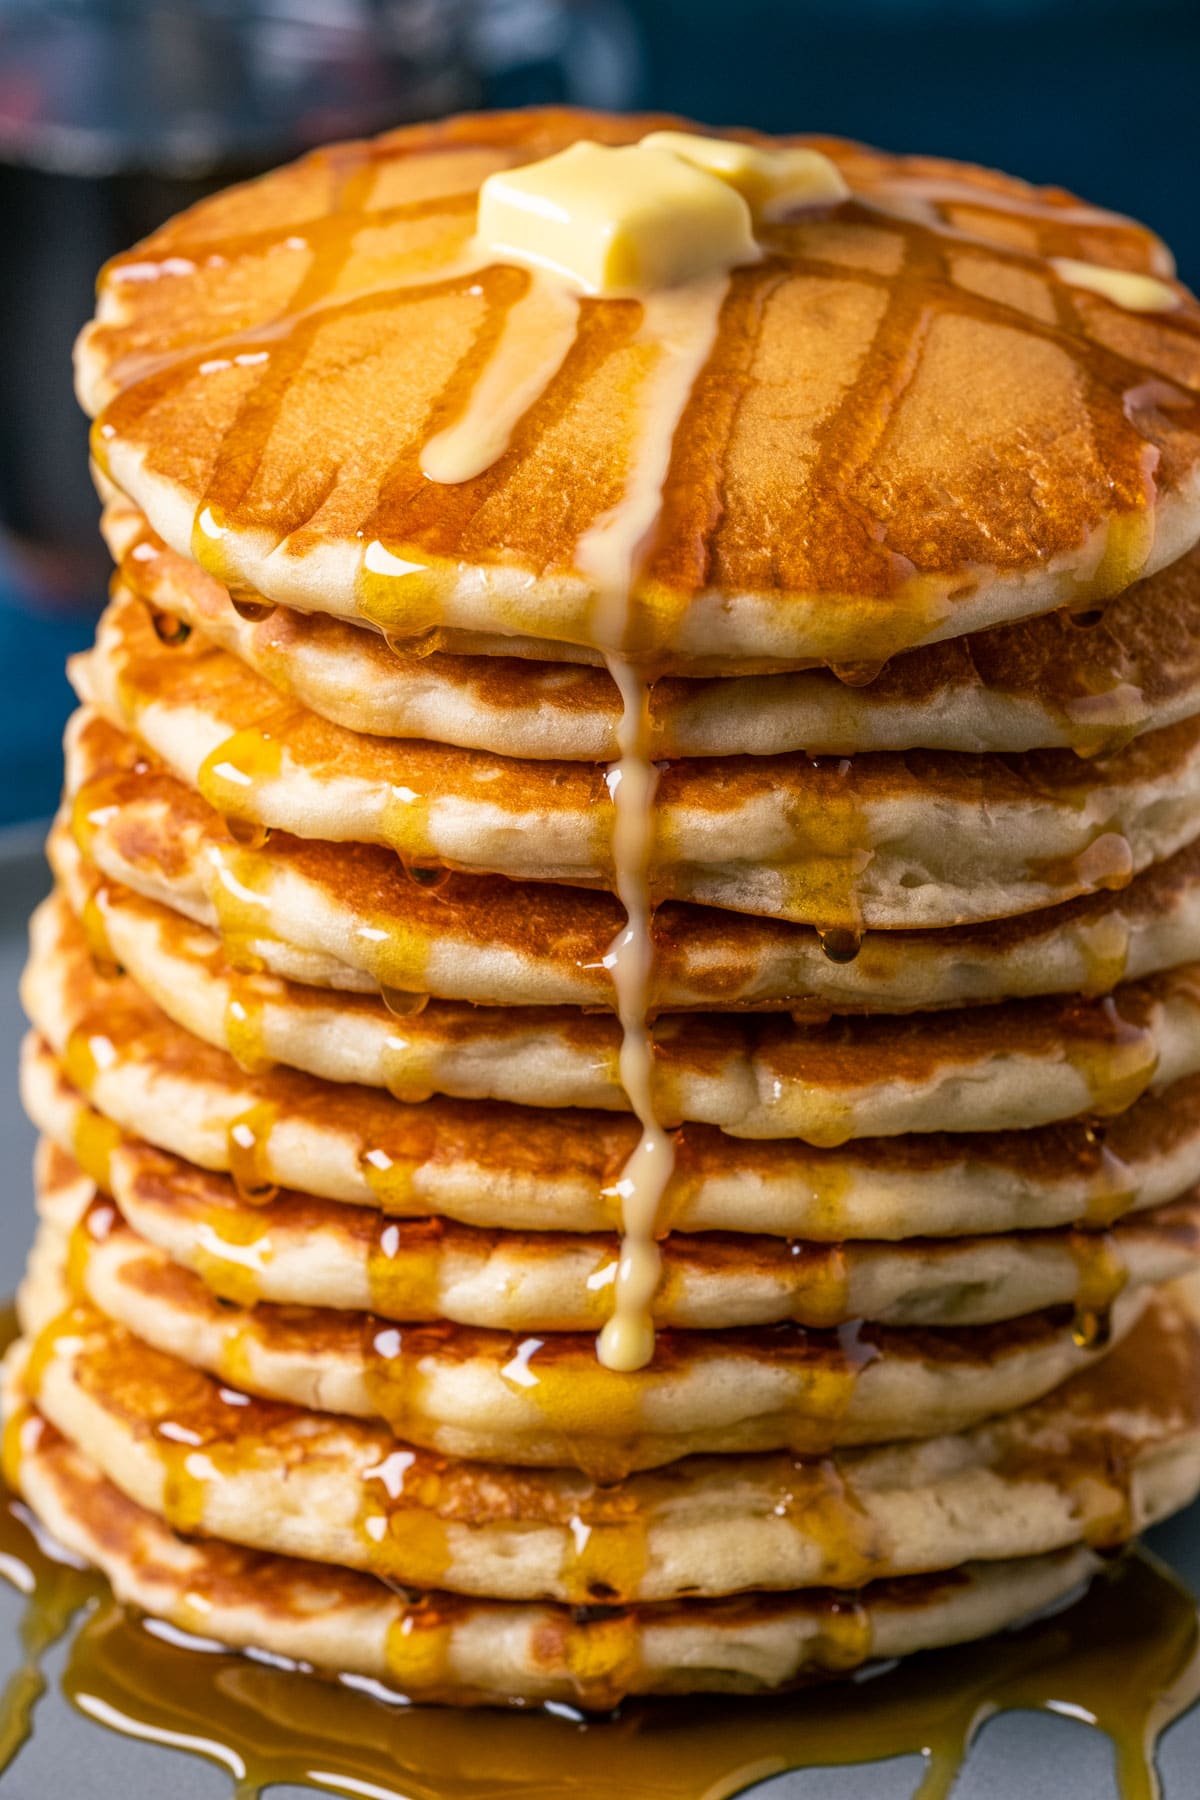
[58,713,1200,1010]
[34,1125,1200,1332]
[26,940,1200,1240]
[73,597,1200,927]
[103,495,1200,760]
[35,885,1200,1142]
[18,1200,1155,1477]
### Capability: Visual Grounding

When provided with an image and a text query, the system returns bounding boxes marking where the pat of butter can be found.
[641,130,850,219]
[1051,256,1178,314]
[476,140,760,295]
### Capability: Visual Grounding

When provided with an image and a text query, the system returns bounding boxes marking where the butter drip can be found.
[640,131,850,219]
[425,135,811,1370]
[579,280,730,1370]
[1051,257,1179,314]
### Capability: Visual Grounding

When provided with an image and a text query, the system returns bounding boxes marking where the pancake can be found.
[19,1210,1151,1476]
[25,996,1200,1242]
[34,884,1200,1144]
[103,493,1200,761]
[58,714,1200,1012]
[76,111,1200,668]
[36,1128,1200,1333]
[16,1266,1200,1601]
[0,1401,1107,1703]
[73,600,1200,927]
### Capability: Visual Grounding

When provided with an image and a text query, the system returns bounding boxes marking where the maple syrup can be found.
[225,1104,280,1206]
[0,1461,1196,1800]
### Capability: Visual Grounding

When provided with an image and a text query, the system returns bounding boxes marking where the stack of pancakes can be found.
[10,108,1200,1707]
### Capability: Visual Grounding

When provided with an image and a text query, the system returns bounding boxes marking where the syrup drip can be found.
[1068,1227,1129,1350]
[400,257,730,1370]
[205,842,274,973]
[419,274,581,484]
[1075,831,1136,894]
[79,892,122,981]
[224,977,274,1075]
[359,1143,423,1215]
[1069,995,1159,1118]
[818,926,863,965]
[772,1454,882,1588]
[230,595,278,624]
[224,817,272,850]
[69,1107,122,1197]
[197,717,290,848]
[356,1447,453,1590]
[595,659,675,1373]
[562,1500,649,1604]
[829,659,887,688]
[361,1323,433,1447]
[1079,1125,1142,1229]
[367,1220,443,1322]
[782,759,872,935]
[785,1242,852,1329]
[147,607,191,646]
[154,1424,213,1536]
[401,862,452,892]
[381,986,431,1018]
[225,1104,279,1206]
[192,1206,272,1309]
[65,1199,118,1300]
[1078,909,1132,997]
[1063,681,1150,760]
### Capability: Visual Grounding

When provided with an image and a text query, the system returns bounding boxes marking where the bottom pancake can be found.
[0,1401,1103,1707]
[13,1271,1200,1606]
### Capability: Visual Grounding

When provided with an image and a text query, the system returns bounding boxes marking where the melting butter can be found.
[475,134,850,299]
[640,131,849,219]
[1052,257,1179,313]
[476,140,760,295]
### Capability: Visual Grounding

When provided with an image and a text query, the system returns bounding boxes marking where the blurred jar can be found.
[0,0,641,589]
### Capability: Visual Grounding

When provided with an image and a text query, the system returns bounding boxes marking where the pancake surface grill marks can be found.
[81,112,1200,664]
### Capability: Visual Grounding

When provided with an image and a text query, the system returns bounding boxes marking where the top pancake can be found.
[77,108,1200,669]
